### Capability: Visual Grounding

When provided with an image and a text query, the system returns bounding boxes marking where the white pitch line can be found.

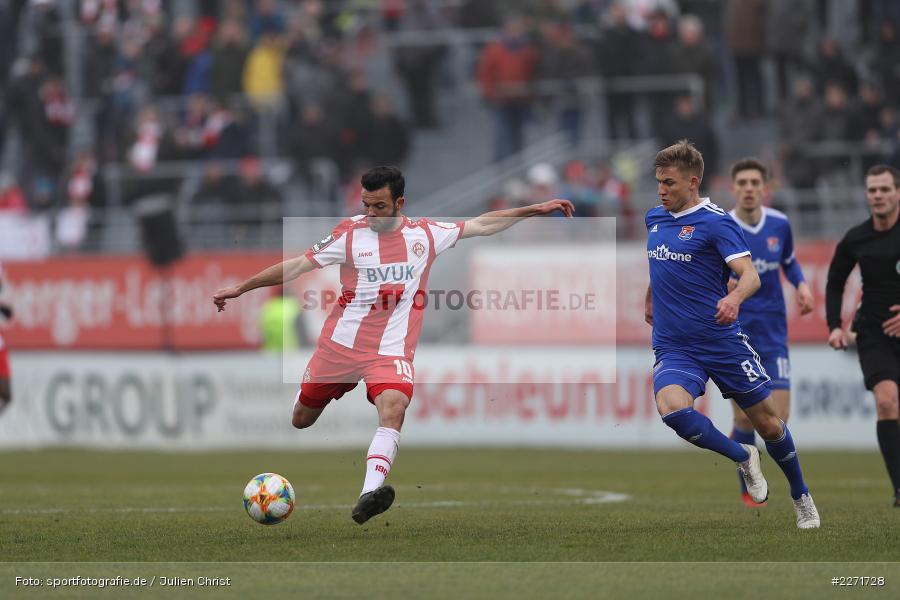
[0,488,629,515]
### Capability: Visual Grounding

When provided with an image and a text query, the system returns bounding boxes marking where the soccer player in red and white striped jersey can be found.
[214,166,573,523]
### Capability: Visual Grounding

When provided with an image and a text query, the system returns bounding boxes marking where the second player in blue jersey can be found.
[726,158,815,506]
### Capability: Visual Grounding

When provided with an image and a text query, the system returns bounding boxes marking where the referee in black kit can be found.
[826,164,900,506]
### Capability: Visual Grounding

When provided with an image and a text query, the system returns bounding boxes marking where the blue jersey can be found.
[728,207,805,317]
[646,198,751,347]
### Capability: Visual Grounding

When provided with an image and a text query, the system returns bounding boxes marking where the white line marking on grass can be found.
[0,488,629,515]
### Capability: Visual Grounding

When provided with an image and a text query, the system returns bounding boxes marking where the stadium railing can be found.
[771,186,870,239]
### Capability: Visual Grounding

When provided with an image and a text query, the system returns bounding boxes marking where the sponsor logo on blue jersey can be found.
[752,257,780,274]
[647,244,693,262]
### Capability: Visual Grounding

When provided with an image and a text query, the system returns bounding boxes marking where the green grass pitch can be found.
[1,448,898,598]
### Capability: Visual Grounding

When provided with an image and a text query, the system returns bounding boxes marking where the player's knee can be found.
[655,397,687,417]
[654,385,693,417]
[376,392,409,428]
[380,403,407,428]
[872,382,899,418]
[874,395,899,419]
[291,407,320,429]
[754,415,783,440]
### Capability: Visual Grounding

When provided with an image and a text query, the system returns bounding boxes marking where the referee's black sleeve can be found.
[825,236,856,331]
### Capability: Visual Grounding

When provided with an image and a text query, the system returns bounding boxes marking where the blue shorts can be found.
[741,314,790,390]
[653,331,772,409]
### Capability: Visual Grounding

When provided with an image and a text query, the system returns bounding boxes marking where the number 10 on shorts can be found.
[776,357,790,379]
[393,360,413,379]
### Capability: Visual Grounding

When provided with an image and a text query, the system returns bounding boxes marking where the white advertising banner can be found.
[0,346,877,449]
[0,214,51,260]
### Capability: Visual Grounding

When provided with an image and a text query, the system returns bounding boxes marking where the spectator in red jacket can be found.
[476,16,539,162]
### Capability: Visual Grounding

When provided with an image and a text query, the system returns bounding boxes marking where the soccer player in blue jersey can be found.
[644,141,819,528]
[726,158,815,506]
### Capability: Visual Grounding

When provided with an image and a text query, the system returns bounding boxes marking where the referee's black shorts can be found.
[857,327,900,390]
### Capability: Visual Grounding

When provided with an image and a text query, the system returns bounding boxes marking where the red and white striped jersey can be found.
[304,215,465,360]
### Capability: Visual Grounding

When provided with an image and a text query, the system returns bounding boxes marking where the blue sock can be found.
[730,426,756,446]
[730,426,756,494]
[663,408,750,463]
[764,423,809,500]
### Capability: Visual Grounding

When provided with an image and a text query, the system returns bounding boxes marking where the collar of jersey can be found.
[669,197,710,219]
[728,207,767,234]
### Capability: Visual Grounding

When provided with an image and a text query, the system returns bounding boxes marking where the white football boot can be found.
[736,444,769,504]
[792,493,821,529]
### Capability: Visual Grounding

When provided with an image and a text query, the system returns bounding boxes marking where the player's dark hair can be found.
[730,157,768,182]
[866,164,900,188]
[655,140,704,182]
[361,166,405,201]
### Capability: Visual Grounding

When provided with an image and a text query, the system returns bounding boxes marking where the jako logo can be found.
[375,464,389,475]
[647,244,692,262]
[358,251,374,257]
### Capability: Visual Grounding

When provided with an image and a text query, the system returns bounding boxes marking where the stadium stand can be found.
[0,0,898,255]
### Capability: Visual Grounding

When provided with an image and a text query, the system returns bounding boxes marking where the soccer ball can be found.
[243,473,296,525]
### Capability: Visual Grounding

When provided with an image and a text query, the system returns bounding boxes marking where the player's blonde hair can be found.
[655,140,704,183]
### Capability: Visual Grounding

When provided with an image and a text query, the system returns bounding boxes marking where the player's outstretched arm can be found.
[213,255,316,312]
[715,255,760,325]
[460,199,574,239]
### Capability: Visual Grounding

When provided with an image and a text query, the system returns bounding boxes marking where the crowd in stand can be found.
[486,157,638,235]
[0,0,421,248]
[0,0,899,250]
[478,0,900,222]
